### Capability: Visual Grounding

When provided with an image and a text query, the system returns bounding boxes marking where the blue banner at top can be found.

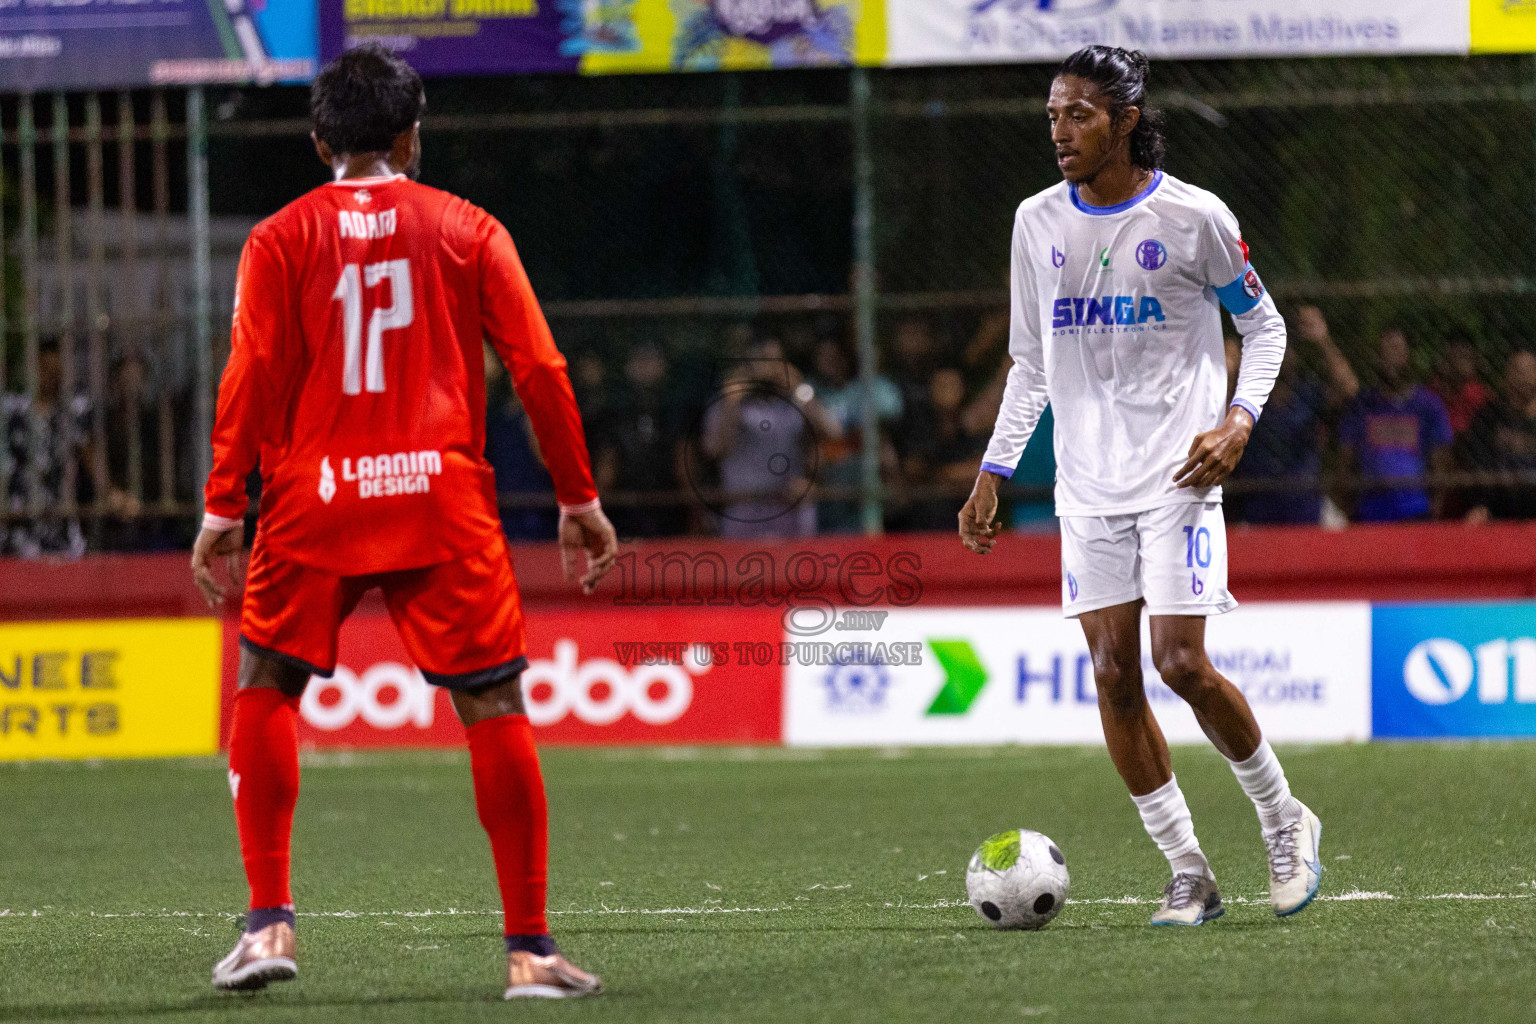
[0,0,317,92]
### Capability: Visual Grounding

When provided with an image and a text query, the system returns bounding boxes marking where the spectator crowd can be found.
[5,307,1536,557]
[491,305,1536,540]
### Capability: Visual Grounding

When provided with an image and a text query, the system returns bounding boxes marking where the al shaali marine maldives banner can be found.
[321,0,887,75]
[0,0,317,92]
[886,0,1470,66]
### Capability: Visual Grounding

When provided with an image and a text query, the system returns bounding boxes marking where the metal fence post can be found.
[187,86,213,510]
[117,91,143,504]
[52,92,77,517]
[851,67,882,536]
[18,95,37,403]
[85,92,109,538]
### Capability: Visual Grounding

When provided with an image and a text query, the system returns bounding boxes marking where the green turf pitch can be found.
[3,743,1535,1023]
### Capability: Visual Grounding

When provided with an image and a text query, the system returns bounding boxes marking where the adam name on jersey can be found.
[318,450,442,504]
[1051,295,1167,331]
[338,208,398,241]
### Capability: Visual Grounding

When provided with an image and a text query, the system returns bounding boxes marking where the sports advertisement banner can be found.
[0,1,1491,90]
[1371,602,1536,739]
[217,606,784,748]
[1472,0,1536,53]
[784,603,1372,747]
[13,597,1536,754]
[319,0,887,77]
[0,0,317,92]
[885,0,1470,66]
[0,618,221,760]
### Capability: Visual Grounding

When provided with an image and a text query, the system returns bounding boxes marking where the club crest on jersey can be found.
[1136,239,1167,271]
[1051,246,1065,268]
[1242,267,1264,300]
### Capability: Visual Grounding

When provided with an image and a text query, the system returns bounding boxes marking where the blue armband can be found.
[1214,264,1266,316]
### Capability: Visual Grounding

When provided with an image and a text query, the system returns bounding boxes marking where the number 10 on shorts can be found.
[1183,525,1212,569]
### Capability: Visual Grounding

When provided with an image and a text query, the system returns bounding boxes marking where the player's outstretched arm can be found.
[959,470,1004,555]
[559,506,618,595]
[191,520,246,608]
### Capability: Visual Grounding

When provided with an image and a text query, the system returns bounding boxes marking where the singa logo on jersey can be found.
[1052,295,1166,329]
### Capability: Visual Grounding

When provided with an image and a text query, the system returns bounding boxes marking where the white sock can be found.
[1228,739,1304,832]
[1130,775,1213,880]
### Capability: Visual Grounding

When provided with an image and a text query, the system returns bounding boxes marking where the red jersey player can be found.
[190,45,618,1000]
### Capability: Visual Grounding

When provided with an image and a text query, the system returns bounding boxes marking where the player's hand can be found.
[959,471,1004,554]
[190,521,246,609]
[1174,407,1254,490]
[559,505,619,595]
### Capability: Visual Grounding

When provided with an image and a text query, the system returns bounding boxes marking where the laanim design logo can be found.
[318,457,337,504]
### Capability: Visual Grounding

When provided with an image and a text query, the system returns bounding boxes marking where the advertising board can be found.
[1371,602,1536,739]
[885,0,1469,66]
[0,618,221,760]
[0,0,316,91]
[219,606,785,748]
[785,603,1373,747]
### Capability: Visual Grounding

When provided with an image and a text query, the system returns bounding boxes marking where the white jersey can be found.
[981,170,1286,517]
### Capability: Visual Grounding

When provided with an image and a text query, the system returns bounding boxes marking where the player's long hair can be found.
[1057,46,1167,172]
[311,43,426,156]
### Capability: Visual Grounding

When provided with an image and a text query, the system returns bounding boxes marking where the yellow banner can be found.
[0,619,221,761]
[1473,0,1536,52]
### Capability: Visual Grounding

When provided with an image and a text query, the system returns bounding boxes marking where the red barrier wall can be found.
[3,521,1536,622]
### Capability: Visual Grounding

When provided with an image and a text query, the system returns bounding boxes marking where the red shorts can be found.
[239,536,527,689]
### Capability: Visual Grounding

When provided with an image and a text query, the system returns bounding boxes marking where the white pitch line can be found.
[2,891,1530,922]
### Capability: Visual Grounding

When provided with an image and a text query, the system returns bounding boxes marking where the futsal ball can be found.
[965,828,1070,930]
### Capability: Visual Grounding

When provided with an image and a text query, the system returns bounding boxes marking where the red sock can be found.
[466,714,549,937]
[228,687,301,912]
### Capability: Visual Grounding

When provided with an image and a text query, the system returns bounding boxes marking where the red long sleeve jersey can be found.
[205,174,597,576]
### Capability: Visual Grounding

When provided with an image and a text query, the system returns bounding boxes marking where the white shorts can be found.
[1060,501,1237,618]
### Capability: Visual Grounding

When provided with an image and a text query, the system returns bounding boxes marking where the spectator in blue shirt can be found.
[1228,306,1360,524]
[1338,327,1454,522]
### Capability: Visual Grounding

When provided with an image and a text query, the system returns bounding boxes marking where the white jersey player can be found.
[960,46,1322,926]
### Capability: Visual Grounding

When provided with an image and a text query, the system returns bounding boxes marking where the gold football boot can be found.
[212,920,297,991]
[504,950,603,999]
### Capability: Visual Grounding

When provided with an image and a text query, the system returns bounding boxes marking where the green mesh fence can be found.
[4,56,1534,550]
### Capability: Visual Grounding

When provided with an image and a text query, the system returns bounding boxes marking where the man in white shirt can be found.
[959,45,1321,927]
